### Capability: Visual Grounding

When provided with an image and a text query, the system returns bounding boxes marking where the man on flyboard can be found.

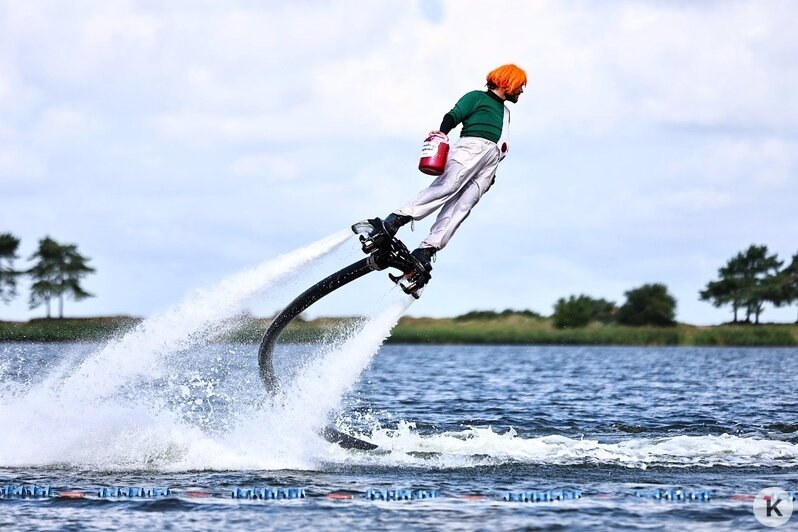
[360,64,527,286]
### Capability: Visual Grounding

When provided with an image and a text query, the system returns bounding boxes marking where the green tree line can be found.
[0,232,95,318]
[552,283,677,329]
[551,244,797,328]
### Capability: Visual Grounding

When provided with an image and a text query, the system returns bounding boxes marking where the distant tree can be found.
[28,237,95,319]
[552,295,616,328]
[699,269,743,323]
[738,245,783,324]
[616,283,676,327]
[773,252,798,324]
[28,237,60,318]
[455,309,544,321]
[0,232,21,304]
[553,296,590,328]
[700,245,783,324]
[454,309,503,321]
[585,297,616,324]
[505,308,546,320]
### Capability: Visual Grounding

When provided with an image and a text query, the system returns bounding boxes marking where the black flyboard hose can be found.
[255,226,424,452]
[257,257,373,393]
[256,256,379,451]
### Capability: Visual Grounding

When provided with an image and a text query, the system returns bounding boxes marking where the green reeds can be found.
[1,315,796,346]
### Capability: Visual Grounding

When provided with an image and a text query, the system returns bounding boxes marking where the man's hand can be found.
[428,130,448,139]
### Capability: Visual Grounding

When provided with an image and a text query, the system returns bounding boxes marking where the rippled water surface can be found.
[1,338,797,530]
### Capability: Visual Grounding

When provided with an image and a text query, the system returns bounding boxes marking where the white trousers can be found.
[396,137,500,250]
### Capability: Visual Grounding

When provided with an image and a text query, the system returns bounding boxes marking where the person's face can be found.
[505,85,524,103]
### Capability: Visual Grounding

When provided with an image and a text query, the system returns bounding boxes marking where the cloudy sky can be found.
[1,0,796,324]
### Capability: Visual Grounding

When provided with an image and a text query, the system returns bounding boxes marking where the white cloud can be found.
[231,153,299,180]
[698,137,798,186]
[35,106,101,140]
[0,146,45,183]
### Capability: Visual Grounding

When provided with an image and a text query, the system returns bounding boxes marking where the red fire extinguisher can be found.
[418,132,449,176]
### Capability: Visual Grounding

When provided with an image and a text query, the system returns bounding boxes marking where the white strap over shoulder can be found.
[497,105,511,161]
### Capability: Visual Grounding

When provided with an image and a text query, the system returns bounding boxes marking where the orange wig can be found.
[486,64,527,93]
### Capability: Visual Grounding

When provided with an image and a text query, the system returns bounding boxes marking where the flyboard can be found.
[257,219,432,451]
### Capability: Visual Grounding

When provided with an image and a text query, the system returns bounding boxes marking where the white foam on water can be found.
[170,295,414,471]
[336,424,798,469]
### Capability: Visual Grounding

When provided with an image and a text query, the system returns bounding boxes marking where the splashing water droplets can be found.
[0,230,413,470]
[59,231,354,402]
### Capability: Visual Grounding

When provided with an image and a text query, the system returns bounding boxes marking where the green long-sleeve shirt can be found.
[445,90,506,143]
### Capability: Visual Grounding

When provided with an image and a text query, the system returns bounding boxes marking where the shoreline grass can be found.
[1,315,796,346]
[389,316,797,346]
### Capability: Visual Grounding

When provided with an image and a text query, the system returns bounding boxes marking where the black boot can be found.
[383,213,411,237]
[411,246,436,273]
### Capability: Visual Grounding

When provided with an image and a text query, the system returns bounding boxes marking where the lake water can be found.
[1,329,797,530]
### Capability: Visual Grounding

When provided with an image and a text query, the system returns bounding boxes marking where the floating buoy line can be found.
[1,484,785,503]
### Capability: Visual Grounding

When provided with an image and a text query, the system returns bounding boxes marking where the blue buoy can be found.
[231,487,305,500]
[0,485,53,498]
[503,489,581,502]
[634,489,710,501]
[97,487,171,498]
[363,489,438,501]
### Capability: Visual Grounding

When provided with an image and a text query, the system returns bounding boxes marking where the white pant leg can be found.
[395,159,469,220]
[395,138,497,221]
[420,154,498,250]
